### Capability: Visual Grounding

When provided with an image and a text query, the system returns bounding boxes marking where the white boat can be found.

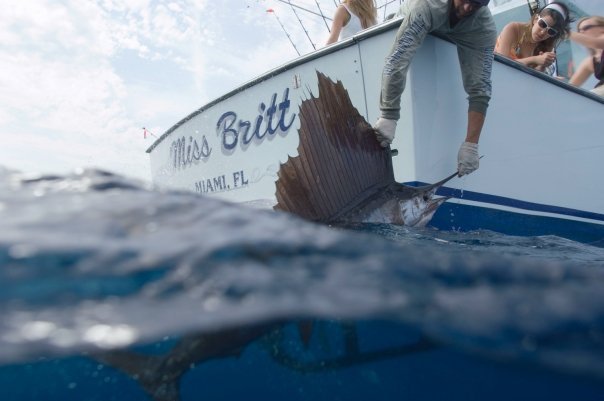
[147,1,604,244]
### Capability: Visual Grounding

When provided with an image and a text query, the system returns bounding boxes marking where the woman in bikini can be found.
[326,0,378,45]
[495,2,571,74]
[568,16,604,96]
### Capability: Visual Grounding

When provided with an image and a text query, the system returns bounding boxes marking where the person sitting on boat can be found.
[494,2,571,76]
[373,0,497,177]
[325,0,378,45]
[568,16,604,97]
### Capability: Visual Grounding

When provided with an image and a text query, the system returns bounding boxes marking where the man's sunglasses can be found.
[537,16,559,37]
[463,0,485,9]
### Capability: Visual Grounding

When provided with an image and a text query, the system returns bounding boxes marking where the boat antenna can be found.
[314,0,331,32]
[286,0,317,50]
[266,9,301,56]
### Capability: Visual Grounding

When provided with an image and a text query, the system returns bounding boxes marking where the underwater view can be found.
[0,167,603,401]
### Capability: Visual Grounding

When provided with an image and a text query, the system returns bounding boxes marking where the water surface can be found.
[1,168,603,400]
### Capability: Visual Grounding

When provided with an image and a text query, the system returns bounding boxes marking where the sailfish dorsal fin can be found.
[274,72,394,222]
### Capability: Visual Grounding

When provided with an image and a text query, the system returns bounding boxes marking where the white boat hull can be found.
[148,20,604,243]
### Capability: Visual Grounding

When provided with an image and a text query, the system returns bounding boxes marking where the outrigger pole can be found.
[314,0,331,32]
[266,0,402,55]
[286,0,316,50]
[274,0,333,20]
[381,0,402,21]
[266,9,301,56]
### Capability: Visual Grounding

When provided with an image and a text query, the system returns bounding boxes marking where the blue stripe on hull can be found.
[402,182,604,244]
[430,202,604,246]
[434,187,604,223]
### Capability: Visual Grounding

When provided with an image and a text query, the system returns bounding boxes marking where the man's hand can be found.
[457,141,479,176]
[373,118,397,148]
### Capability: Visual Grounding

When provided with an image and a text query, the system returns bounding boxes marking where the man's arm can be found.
[379,2,431,120]
[373,0,433,147]
[456,43,493,176]
[465,110,485,144]
[454,13,496,175]
[457,43,495,119]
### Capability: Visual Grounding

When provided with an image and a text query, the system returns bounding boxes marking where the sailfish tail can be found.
[94,351,181,401]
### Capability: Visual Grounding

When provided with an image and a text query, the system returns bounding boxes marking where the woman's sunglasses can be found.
[537,16,559,37]
[578,24,603,33]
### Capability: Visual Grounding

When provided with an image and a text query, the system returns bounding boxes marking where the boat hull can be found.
[147,20,604,243]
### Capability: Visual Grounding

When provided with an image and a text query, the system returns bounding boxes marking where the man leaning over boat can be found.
[373,0,497,176]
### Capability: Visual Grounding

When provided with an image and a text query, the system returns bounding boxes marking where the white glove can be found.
[373,118,397,148]
[457,141,479,176]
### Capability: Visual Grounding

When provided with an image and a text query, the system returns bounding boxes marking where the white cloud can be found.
[0,0,341,181]
[0,0,213,180]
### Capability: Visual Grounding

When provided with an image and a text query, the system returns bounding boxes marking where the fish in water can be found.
[93,322,436,401]
[93,323,277,401]
[274,72,456,227]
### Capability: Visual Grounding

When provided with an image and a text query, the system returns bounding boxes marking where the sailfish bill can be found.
[274,71,455,227]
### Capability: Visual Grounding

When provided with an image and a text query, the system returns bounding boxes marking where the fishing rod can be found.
[380,0,402,21]
[286,0,316,51]
[314,0,331,32]
[274,0,332,21]
[267,0,400,54]
[266,9,301,56]
[271,0,400,27]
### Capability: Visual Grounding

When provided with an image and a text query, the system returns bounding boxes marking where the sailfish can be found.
[274,72,456,227]
[93,324,276,401]
[90,74,456,401]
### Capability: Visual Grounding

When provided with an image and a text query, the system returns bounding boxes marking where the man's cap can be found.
[473,0,490,6]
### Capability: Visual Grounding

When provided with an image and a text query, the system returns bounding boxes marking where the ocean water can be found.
[1,167,603,401]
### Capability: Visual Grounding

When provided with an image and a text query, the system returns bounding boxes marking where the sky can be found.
[1,0,600,182]
[0,0,348,181]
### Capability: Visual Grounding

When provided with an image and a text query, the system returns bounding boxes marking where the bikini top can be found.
[593,51,604,81]
[496,27,557,65]
[495,27,523,61]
